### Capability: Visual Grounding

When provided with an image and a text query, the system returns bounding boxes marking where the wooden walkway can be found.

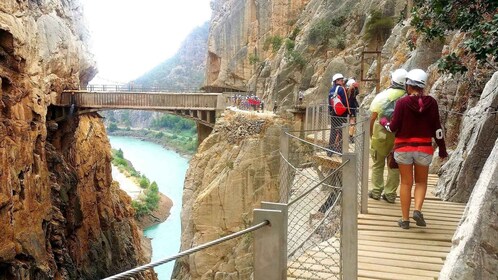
[287,172,466,280]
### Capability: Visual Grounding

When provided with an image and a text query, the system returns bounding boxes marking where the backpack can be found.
[329,86,347,115]
[379,93,406,121]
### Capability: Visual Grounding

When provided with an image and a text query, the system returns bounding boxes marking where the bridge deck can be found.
[288,172,465,279]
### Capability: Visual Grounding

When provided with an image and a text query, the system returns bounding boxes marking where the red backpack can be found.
[329,86,348,115]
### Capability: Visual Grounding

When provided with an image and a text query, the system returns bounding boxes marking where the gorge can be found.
[0,0,497,279]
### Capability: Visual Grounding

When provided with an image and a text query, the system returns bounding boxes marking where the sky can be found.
[83,0,212,84]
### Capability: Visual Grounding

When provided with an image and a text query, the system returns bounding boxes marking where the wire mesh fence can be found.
[279,105,369,279]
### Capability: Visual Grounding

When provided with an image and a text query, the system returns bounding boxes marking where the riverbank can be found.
[111,165,172,229]
[108,129,194,159]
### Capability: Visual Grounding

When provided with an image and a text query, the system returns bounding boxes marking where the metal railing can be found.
[102,207,285,279]
[278,108,370,279]
[83,84,205,93]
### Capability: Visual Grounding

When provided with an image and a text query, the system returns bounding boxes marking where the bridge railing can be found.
[58,91,220,110]
[83,84,204,93]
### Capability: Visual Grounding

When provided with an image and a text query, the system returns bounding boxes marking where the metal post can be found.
[361,118,370,214]
[341,153,358,280]
[253,205,287,280]
[280,128,290,203]
[261,202,288,273]
[342,123,349,153]
[311,105,317,142]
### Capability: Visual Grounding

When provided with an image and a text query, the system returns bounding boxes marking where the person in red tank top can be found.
[380,69,448,229]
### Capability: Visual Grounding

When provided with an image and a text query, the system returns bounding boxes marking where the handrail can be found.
[287,159,349,207]
[102,220,269,280]
[284,131,341,156]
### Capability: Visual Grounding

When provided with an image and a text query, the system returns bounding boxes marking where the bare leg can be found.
[398,164,414,221]
[413,164,429,211]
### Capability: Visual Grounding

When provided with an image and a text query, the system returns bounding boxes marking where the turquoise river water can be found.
[109,136,189,279]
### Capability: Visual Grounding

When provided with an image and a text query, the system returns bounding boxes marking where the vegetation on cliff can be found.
[112,149,160,216]
[411,0,498,74]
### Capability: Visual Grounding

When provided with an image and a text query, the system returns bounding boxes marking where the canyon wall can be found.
[0,1,153,279]
[175,0,497,278]
[173,111,288,279]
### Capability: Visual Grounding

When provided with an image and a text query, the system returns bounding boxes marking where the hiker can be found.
[69,92,76,116]
[380,69,448,229]
[368,69,407,203]
[298,90,304,105]
[346,79,360,141]
[273,101,278,113]
[328,73,350,155]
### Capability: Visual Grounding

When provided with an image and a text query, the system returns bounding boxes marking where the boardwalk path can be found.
[288,172,466,280]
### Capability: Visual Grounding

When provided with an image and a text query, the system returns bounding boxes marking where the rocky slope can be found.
[0,1,154,279]
[173,111,288,279]
[175,0,497,278]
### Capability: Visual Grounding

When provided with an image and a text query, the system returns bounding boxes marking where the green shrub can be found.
[263,35,283,52]
[364,10,394,44]
[132,200,149,217]
[139,177,150,188]
[411,0,498,74]
[248,53,259,65]
[285,39,295,51]
[290,27,301,40]
[308,17,345,45]
[287,50,306,68]
[108,122,118,132]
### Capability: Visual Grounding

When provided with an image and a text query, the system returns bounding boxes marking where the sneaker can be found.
[398,219,410,229]
[413,210,427,226]
[368,191,380,200]
[382,194,395,204]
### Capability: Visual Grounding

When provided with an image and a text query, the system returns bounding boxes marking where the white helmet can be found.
[391,69,408,86]
[332,73,344,84]
[406,69,428,88]
[346,79,356,88]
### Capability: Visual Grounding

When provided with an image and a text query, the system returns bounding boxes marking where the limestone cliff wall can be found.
[0,1,153,279]
[194,0,498,278]
[173,111,287,279]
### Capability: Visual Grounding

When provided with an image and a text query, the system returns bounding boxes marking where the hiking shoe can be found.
[382,194,395,204]
[398,219,410,229]
[368,191,380,200]
[413,210,427,227]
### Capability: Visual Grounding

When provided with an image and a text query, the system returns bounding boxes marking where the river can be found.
[109,136,189,279]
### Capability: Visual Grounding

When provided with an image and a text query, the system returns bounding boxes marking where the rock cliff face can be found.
[173,111,287,279]
[0,1,153,279]
[178,0,498,278]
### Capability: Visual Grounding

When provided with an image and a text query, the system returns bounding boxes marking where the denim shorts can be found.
[394,151,433,166]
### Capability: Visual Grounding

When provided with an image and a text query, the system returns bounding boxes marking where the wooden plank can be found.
[367,200,466,211]
[359,230,454,242]
[358,218,459,230]
[366,208,463,221]
[359,233,452,247]
[359,239,450,252]
[358,214,461,226]
[357,250,444,264]
[358,224,457,235]
[359,255,442,271]
[360,262,439,278]
[358,244,448,258]
[358,269,435,280]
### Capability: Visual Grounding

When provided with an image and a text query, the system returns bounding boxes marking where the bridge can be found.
[52,85,229,143]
